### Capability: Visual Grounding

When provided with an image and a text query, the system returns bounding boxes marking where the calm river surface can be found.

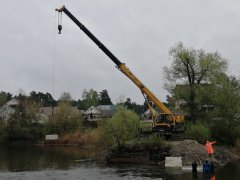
[0,144,239,180]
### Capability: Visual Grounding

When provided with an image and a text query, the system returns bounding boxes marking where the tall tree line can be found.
[164,42,240,145]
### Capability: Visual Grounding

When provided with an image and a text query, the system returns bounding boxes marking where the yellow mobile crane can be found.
[55,6,185,135]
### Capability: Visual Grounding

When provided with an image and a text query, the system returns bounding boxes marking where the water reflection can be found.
[0,145,239,180]
[0,144,96,171]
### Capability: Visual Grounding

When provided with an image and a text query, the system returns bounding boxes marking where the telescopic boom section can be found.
[55,6,121,66]
[55,6,172,115]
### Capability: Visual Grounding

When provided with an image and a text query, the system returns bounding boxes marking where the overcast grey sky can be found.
[0,0,240,104]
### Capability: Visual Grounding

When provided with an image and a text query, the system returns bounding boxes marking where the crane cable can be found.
[52,12,57,99]
[57,11,62,34]
[52,11,62,107]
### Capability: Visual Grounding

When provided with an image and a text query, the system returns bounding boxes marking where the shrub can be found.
[211,117,240,145]
[186,123,210,143]
[0,122,7,142]
[104,106,140,150]
[142,135,164,149]
[44,102,83,134]
[110,135,165,153]
[59,128,106,148]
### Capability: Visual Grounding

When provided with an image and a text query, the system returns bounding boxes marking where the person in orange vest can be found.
[210,175,215,180]
[205,140,216,157]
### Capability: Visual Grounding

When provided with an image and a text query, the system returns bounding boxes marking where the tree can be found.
[0,93,7,135]
[45,102,82,134]
[210,74,240,145]
[164,42,228,122]
[104,106,140,150]
[6,94,42,140]
[99,90,112,105]
[123,98,145,115]
[116,94,126,104]
[131,102,145,115]
[24,100,41,126]
[124,98,132,109]
[0,91,12,106]
[30,91,56,107]
[81,89,100,110]
[71,99,83,110]
[59,92,72,103]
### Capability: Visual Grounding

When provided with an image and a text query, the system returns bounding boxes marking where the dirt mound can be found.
[167,139,239,167]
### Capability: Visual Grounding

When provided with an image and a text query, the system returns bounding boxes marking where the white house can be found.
[0,104,15,121]
[6,99,19,107]
[84,106,101,121]
[0,98,19,121]
[83,105,116,121]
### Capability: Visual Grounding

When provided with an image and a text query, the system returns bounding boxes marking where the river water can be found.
[0,145,239,180]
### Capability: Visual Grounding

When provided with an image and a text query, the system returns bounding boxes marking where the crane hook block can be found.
[58,25,62,34]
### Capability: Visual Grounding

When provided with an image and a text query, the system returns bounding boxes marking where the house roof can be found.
[39,106,78,116]
[84,106,100,115]
[97,105,116,116]
[6,98,19,107]
[83,105,116,116]
[97,105,116,111]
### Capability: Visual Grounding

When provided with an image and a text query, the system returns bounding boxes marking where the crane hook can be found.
[57,12,62,34]
[58,25,62,34]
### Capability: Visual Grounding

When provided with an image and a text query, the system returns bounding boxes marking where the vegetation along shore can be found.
[1,43,240,167]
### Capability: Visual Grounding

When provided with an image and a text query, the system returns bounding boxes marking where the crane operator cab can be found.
[153,113,184,134]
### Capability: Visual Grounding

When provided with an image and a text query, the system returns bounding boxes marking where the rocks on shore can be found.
[107,139,240,167]
[167,139,239,167]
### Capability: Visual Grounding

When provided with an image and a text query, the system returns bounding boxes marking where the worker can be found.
[210,161,214,173]
[210,175,216,180]
[192,160,198,173]
[205,140,216,157]
[192,160,198,179]
[203,160,211,173]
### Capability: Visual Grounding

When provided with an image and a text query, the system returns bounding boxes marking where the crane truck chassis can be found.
[55,6,185,135]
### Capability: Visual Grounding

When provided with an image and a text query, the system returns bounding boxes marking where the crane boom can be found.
[56,6,171,114]
[55,6,185,134]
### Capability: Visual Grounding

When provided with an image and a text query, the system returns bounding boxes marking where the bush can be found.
[44,102,83,134]
[142,135,164,148]
[0,122,7,142]
[110,135,165,153]
[59,129,101,146]
[211,118,240,145]
[104,106,140,150]
[186,123,210,143]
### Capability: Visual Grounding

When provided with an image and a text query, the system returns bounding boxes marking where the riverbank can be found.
[106,139,240,168]
[1,143,240,180]
[2,137,239,169]
[30,133,240,168]
[167,139,240,167]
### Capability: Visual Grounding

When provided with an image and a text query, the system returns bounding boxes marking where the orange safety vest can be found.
[210,175,215,180]
[205,141,216,154]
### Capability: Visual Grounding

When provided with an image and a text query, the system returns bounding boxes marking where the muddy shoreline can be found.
[42,138,240,168]
[106,140,240,168]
